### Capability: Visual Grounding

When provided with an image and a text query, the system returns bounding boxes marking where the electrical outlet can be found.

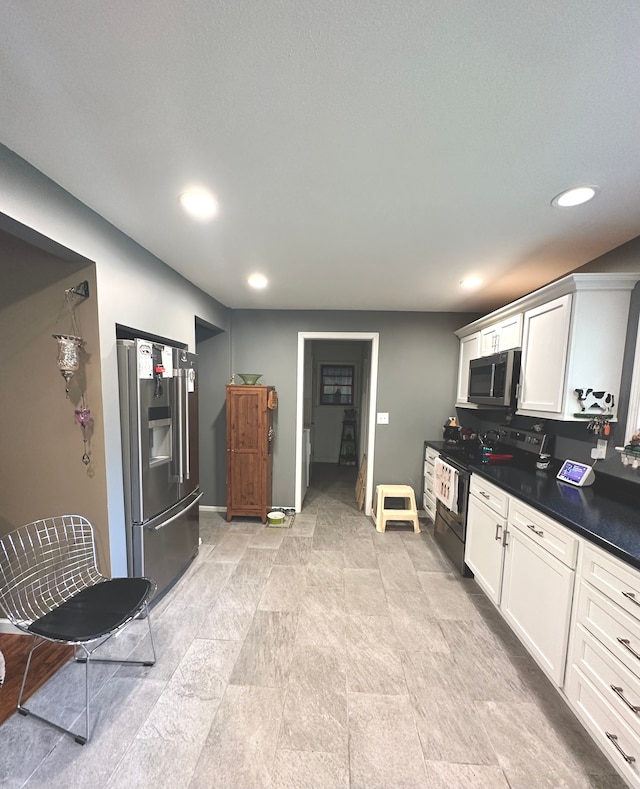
[377,412,389,425]
[596,439,608,458]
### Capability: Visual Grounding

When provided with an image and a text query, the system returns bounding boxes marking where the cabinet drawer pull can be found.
[479,491,491,500]
[611,685,640,714]
[622,590,640,607]
[495,523,502,541]
[605,731,636,763]
[526,523,544,537]
[617,637,640,661]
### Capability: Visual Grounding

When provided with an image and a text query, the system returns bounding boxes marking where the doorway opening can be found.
[295,332,379,515]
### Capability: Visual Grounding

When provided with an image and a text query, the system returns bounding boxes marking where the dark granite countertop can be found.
[424,438,640,570]
[471,462,640,571]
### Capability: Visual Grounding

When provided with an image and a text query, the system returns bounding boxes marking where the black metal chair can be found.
[0,514,156,744]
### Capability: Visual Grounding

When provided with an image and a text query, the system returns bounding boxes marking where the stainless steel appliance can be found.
[117,338,202,598]
[434,454,472,576]
[468,349,521,407]
[433,426,550,576]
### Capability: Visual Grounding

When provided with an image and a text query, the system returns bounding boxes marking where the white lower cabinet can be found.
[465,476,576,686]
[467,474,640,786]
[501,519,575,686]
[464,480,508,605]
[422,446,439,522]
[566,665,640,788]
[565,543,640,787]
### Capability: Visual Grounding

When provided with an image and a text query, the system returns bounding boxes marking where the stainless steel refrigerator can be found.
[117,338,201,598]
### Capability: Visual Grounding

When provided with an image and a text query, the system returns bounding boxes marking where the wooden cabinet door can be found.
[501,523,574,687]
[498,313,522,351]
[226,386,269,521]
[456,332,481,404]
[480,326,499,356]
[519,294,572,414]
[464,495,506,605]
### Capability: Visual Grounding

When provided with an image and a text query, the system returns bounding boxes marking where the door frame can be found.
[295,331,379,515]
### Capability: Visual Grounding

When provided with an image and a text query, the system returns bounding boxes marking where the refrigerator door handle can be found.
[184,373,191,480]
[176,371,185,484]
[145,491,203,531]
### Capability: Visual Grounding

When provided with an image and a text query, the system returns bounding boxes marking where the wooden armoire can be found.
[226,384,277,523]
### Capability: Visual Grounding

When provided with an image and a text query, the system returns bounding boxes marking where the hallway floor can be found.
[0,464,627,788]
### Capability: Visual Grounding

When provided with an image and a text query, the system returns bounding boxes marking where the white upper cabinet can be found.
[519,284,634,420]
[480,313,523,356]
[455,274,638,421]
[518,295,572,414]
[456,331,480,405]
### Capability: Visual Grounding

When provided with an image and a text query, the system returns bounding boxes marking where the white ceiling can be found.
[2,1,639,313]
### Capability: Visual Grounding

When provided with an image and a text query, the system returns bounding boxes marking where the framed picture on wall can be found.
[320,364,354,405]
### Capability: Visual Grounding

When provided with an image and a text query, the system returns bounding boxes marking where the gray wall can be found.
[0,144,231,574]
[228,309,475,508]
[196,323,231,507]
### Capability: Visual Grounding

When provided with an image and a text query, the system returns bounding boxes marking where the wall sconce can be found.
[52,333,85,397]
[52,280,93,466]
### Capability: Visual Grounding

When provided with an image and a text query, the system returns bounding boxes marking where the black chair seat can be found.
[0,515,156,743]
[28,577,153,642]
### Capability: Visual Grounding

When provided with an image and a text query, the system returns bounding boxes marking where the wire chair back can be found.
[0,515,105,631]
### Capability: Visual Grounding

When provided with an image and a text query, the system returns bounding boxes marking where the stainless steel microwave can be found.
[468,349,521,407]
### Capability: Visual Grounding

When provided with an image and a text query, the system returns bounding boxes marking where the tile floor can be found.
[0,464,629,789]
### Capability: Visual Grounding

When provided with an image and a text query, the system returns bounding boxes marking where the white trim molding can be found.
[295,331,379,516]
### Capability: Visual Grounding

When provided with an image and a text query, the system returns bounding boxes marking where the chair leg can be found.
[84,601,157,667]
[16,635,38,712]
[17,636,90,744]
[16,605,156,745]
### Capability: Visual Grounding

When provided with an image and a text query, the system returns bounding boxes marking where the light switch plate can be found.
[377,412,389,425]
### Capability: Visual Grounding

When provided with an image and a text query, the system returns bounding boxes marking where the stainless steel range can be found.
[432,427,551,576]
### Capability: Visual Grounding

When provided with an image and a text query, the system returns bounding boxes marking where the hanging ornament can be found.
[53,334,85,397]
[74,406,92,465]
[52,281,94,467]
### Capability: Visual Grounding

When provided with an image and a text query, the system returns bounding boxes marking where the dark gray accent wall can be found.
[226,309,475,508]
[196,323,231,506]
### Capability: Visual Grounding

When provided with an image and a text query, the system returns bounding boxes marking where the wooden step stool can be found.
[373,484,420,533]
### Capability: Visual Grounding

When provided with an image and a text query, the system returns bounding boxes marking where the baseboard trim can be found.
[0,618,21,635]
[199,505,298,514]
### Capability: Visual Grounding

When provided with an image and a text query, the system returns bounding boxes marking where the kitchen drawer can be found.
[423,461,435,491]
[470,475,509,517]
[425,446,440,463]
[576,580,640,681]
[582,543,640,623]
[423,491,436,521]
[570,621,640,739]
[508,497,578,569]
[566,664,640,788]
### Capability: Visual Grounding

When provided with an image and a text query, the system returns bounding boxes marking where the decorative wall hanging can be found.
[53,280,93,466]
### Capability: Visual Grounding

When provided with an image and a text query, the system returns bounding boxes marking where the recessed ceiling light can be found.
[248,273,268,289]
[551,186,599,208]
[179,190,219,220]
[460,277,483,288]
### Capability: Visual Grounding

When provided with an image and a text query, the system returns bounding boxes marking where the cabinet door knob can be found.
[495,523,502,541]
[526,523,544,537]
